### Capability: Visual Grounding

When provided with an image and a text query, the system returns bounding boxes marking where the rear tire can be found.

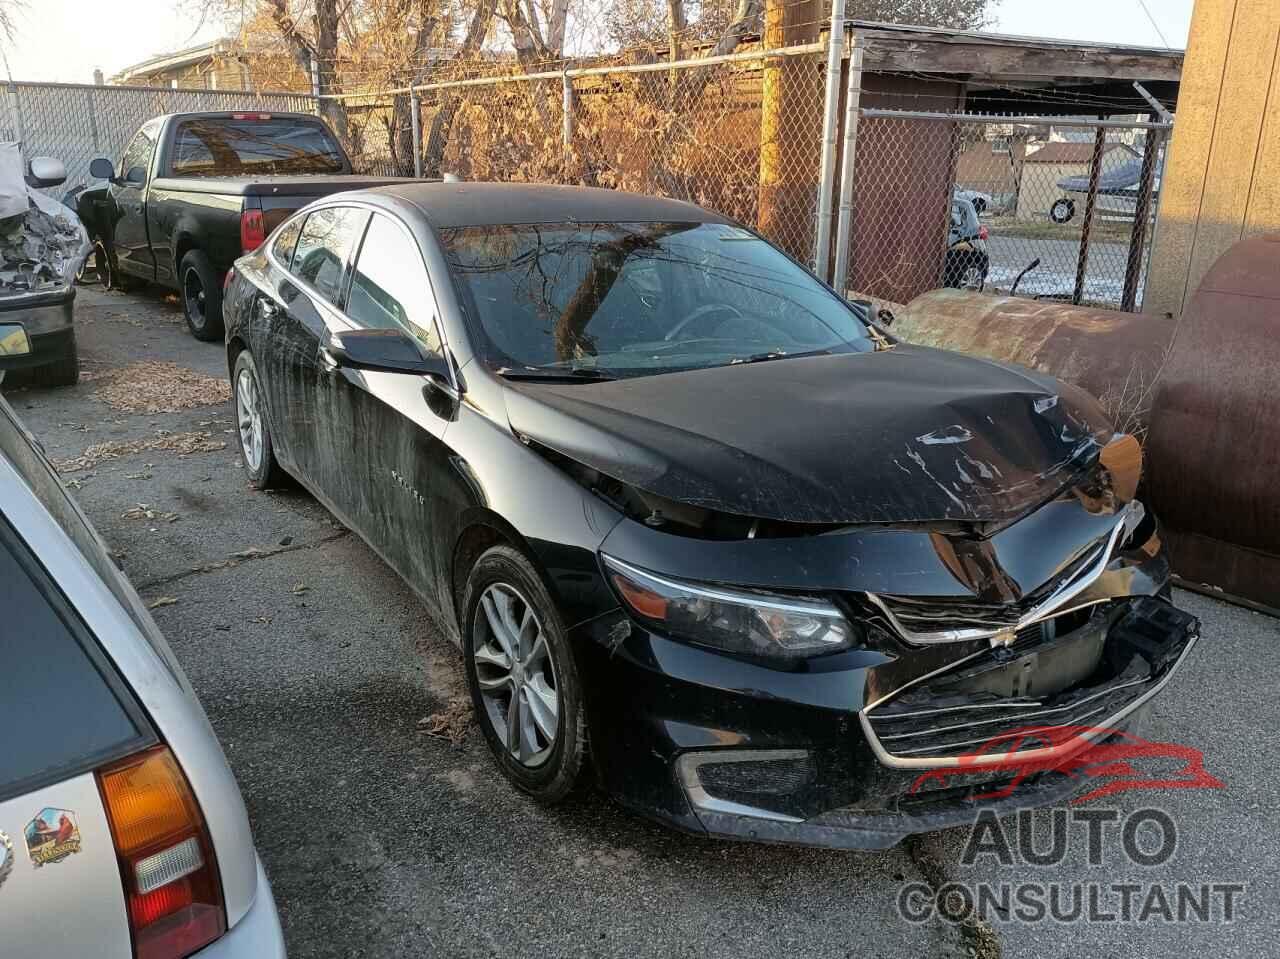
[1050,198,1075,224]
[462,545,588,804]
[231,350,285,489]
[180,250,224,341]
[30,335,80,388]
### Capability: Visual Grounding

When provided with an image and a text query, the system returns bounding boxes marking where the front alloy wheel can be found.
[473,583,560,767]
[462,545,587,802]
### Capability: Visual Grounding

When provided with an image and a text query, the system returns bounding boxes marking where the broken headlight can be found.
[602,555,855,659]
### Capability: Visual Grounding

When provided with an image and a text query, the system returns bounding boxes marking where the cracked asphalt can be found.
[6,286,1277,958]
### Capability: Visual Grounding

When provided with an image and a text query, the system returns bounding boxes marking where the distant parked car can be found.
[77,111,413,340]
[1050,157,1160,224]
[0,389,286,957]
[943,197,989,290]
[953,188,992,215]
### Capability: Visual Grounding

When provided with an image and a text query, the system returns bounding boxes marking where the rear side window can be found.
[292,206,369,306]
[271,216,304,270]
[169,117,346,176]
[0,516,153,802]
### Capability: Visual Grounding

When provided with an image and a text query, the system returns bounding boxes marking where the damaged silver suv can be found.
[0,149,91,387]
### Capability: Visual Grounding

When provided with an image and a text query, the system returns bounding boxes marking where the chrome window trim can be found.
[865,507,1134,646]
[262,199,461,395]
[857,629,1199,770]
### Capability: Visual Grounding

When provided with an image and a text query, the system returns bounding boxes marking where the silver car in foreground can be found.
[0,381,285,957]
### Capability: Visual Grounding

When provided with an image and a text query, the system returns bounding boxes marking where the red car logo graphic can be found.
[909,725,1223,805]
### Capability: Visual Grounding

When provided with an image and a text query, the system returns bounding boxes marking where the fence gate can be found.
[839,110,1171,312]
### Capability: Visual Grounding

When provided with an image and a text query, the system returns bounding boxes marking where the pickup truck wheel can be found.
[232,350,285,489]
[30,335,80,388]
[181,250,224,341]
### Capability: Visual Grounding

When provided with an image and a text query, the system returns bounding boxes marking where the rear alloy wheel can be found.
[180,250,224,341]
[231,350,285,489]
[463,546,587,802]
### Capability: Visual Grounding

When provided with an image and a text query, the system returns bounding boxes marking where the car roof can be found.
[362,181,734,229]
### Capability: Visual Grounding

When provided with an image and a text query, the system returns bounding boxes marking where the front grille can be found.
[871,536,1110,638]
[862,597,1199,765]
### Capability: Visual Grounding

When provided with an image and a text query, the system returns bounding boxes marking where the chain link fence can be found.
[334,42,829,268]
[0,81,318,194]
[843,111,1169,310]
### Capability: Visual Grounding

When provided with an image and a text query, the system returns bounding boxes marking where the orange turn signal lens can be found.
[99,748,200,855]
[612,574,669,620]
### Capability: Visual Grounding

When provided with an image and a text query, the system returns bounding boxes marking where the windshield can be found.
[438,221,874,378]
[169,117,346,177]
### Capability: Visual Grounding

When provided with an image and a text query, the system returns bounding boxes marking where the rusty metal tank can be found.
[1145,234,1280,607]
[891,290,1179,432]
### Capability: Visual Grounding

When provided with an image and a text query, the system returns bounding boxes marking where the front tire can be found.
[180,250,224,341]
[1050,198,1076,224]
[231,350,285,489]
[462,545,588,803]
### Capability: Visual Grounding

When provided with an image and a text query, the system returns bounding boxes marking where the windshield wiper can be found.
[499,367,615,382]
[730,349,830,366]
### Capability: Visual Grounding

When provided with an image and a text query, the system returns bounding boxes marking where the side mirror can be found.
[124,166,147,186]
[326,328,454,382]
[89,157,115,180]
[26,156,66,188]
[0,323,32,363]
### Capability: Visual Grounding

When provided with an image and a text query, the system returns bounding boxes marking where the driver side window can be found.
[118,121,159,186]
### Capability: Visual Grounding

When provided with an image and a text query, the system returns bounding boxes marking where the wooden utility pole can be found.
[757,0,822,262]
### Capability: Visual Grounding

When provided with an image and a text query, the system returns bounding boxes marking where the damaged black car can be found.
[223,183,1198,849]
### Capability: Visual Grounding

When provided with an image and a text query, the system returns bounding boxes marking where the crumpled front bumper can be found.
[577,537,1199,851]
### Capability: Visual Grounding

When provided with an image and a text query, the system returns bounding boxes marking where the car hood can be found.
[502,345,1115,526]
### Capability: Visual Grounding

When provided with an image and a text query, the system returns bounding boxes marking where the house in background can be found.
[1015,140,1139,220]
[109,37,309,93]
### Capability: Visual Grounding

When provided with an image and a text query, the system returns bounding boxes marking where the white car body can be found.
[0,394,285,959]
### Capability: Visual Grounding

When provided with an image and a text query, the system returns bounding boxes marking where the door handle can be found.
[259,299,279,318]
[318,346,339,373]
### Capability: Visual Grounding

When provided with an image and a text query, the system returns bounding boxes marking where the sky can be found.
[2,0,1198,85]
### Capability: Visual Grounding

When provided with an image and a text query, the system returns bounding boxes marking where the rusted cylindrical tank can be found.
[1145,234,1280,607]
[892,290,1179,432]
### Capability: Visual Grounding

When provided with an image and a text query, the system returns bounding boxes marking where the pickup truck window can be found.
[170,117,346,177]
[119,120,160,185]
[292,206,369,306]
[347,214,443,355]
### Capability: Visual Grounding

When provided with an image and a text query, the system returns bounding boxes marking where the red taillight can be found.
[240,209,266,253]
[97,748,226,959]
[978,225,989,240]
[231,113,271,120]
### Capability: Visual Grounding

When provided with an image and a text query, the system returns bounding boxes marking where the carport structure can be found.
[825,20,1184,305]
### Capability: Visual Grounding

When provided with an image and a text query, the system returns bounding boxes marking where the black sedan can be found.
[223,183,1198,849]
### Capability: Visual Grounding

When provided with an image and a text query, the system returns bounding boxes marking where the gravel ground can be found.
[6,286,1276,959]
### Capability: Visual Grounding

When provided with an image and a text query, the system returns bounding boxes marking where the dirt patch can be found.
[55,430,227,473]
[95,361,230,413]
[418,698,474,746]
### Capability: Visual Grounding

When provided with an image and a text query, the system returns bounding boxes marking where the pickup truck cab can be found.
[79,112,410,341]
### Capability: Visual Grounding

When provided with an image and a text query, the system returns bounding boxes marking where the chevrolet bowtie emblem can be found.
[991,628,1018,648]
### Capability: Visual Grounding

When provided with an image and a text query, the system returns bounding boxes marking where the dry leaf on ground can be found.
[147,596,178,609]
[95,361,231,414]
[55,431,227,473]
[418,699,475,746]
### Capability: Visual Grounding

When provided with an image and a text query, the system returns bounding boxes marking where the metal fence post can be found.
[831,42,863,296]
[813,0,846,282]
[1121,119,1163,312]
[1073,123,1107,306]
[410,88,423,178]
[7,80,24,148]
[562,72,574,162]
[85,87,100,154]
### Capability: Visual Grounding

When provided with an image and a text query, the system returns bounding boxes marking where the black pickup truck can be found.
[78,111,410,340]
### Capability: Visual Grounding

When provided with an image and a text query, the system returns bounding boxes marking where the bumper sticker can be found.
[24,808,81,867]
